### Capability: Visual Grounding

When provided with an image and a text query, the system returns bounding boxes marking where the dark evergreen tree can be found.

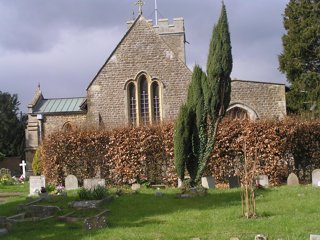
[0,91,26,158]
[279,0,320,116]
[174,3,232,186]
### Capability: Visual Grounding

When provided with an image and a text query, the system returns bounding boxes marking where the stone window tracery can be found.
[126,72,162,126]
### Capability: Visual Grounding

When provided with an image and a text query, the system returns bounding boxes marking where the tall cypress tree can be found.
[174,2,232,186]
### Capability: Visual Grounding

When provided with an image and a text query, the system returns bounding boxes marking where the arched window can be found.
[62,122,72,132]
[225,107,248,120]
[152,81,160,123]
[140,76,149,125]
[128,82,137,126]
[126,72,162,126]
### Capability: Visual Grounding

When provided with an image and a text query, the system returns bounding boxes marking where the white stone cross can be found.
[19,160,26,178]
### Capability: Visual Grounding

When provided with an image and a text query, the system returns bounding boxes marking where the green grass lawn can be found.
[0,185,319,240]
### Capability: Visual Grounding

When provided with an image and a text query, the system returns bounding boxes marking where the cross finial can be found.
[135,0,144,15]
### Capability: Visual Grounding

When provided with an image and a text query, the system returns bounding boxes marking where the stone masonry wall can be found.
[230,80,286,119]
[43,114,87,136]
[87,16,192,128]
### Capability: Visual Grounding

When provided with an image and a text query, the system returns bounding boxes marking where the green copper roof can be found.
[33,97,86,114]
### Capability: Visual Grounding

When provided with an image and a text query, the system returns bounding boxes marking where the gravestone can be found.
[310,234,320,240]
[65,175,78,190]
[228,176,241,188]
[29,176,45,196]
[131,183,141,191]
[256,175,269,188]
[0,168,11,177]
[312,169,320,187]
[83,179,105,190]
[177,176,190,188]
[287,173,299,186]
[201,176,215,189]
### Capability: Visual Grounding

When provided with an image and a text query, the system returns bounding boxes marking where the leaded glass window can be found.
[128,82,137,125]
[140,76,149,125]
[152,82,160,122]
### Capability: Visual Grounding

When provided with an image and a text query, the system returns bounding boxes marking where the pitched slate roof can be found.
[33,97,86,114]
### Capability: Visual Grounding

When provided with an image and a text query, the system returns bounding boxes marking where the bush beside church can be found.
[39,118,320,187]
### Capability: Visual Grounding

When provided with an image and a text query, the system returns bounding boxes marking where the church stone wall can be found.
[87,17,191,128]
[230,80,286,119]
[43,114,87,136]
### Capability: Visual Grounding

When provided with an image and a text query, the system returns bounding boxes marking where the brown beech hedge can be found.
[40,118,320,187]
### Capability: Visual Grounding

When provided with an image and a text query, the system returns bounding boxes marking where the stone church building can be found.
[25,14,286,171]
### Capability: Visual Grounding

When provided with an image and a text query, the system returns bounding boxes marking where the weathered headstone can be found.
[201,176,215,189]
[177,176,190,188]
[83,179,105,190]
[312,169,320,187]
[0,168,11,177]
[256,175,269,188]
[310,234,320,240]
[228,176,241,188]
[255,234,267,240]
[29,176,45,196]
[131,183,141,191]
[65,175,78,190]
[287,173,299,186]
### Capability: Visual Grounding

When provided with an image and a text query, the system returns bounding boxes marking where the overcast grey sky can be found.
[0,0,289,113]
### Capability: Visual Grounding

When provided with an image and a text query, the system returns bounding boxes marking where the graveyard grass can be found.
[0,185,320,240]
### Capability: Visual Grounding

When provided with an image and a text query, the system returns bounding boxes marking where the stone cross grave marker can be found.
[312,169,320,187]
[65,175,79,190]
[29,176,46,195]
[19,160,26,178]
[287,173,299,186]
[83,179,105,190]
[256,175,269,188]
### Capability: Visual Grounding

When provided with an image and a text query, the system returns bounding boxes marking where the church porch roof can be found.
[32,97,86,115]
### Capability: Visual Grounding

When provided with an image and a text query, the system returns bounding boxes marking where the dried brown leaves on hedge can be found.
[40,119,320,187]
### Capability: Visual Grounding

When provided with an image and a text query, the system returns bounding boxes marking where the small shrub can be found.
[46,184,56,193]
[32,148,41,175]
[0,174,14,185]
[78,188,92,200]
[77,186,108,200]
[92,185,108,200]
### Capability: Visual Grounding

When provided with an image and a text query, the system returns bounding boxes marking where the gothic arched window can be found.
[128,82,137,126]
[152,81,160,123]
[140,76,149,125]
[126,73,162,126]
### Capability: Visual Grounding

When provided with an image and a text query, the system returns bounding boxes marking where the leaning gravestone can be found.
[287,173,299,186]
[228,176,241,188]
[312,169,320,187]
[256,175,269,188]
[65,175,78,190]
[29,176,46,196]
[201,176,215,189]
[83,179,105,190]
